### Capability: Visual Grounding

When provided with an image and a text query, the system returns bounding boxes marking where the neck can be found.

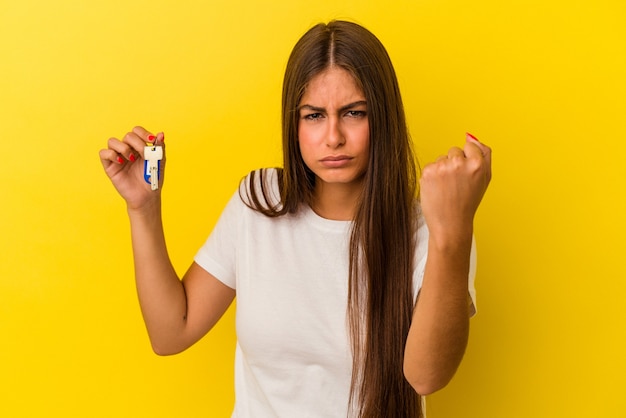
[311,181,363,221]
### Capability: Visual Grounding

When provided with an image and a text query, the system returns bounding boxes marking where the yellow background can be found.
[1,0,624,417]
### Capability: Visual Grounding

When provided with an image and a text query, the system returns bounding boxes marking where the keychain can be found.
[144,143,163,191]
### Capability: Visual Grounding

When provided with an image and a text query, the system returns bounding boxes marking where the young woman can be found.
[99,20,491,418]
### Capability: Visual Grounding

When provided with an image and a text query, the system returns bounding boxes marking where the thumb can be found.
[465,132,492,182]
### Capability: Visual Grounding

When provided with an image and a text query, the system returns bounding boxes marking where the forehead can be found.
[300,67,364,103]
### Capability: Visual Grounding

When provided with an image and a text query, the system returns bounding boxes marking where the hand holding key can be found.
[99,126,166,210]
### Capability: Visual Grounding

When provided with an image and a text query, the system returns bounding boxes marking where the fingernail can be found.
[117,156,125,164]
[466,132,480,142]
[129,154,136,162]
[147,134,156,142]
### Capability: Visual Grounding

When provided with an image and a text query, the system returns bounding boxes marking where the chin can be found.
[317,172,366,187]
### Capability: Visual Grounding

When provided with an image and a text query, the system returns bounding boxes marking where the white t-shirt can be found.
[194,169,477,418]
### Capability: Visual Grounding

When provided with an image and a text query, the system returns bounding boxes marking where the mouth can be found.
[321,155,352,162]
[320,155,353,167]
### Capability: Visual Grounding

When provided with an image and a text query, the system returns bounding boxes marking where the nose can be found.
[326,116,345,148]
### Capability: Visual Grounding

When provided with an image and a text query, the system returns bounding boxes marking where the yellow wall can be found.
[1,1,624,417]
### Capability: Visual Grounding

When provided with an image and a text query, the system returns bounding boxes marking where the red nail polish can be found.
[117,156,124,164]
[466,132,480,142]
[147,135,156,142]
[129,154,136,162]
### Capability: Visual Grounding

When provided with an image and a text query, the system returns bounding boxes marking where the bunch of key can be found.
[144,143,163,191]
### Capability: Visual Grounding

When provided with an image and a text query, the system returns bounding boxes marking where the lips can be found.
[320,155,353,167]
[321,155,351,161]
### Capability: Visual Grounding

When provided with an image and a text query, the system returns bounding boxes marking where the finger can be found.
[154,131,165,146]
[463,140,483,160]
[99,148,125,169]
[122,130,150,155]
[106,137,135,163]
[465,134,492,181]
[156,133,166,168]
[153,132,166,155]
[132,126,158,144]
[418,162,434,185]
[465,133,491,159]
[447,146,465,159]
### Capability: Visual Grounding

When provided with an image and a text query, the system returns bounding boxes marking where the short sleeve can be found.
[412,221,478,317]
[193,169,281,290]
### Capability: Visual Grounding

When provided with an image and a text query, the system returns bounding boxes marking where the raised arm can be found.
[99,126,235,355]
[403,133,492,395]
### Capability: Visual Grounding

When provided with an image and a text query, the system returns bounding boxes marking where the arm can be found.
[128,203,235,355]
[100,126,235,355]
[403,134,492,395]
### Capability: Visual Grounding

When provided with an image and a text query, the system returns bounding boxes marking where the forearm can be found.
[404,234,472,395]
[127,199,188,354]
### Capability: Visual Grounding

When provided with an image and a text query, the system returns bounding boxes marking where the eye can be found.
[303,113,324,121]
[345,110,367,118]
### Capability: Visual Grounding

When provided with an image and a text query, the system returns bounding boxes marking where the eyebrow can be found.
[298,100,367,114]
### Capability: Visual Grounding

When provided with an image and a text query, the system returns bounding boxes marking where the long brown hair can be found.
[244,20,421,417]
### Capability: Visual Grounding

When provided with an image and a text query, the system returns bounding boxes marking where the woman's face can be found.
[297,67,370,194]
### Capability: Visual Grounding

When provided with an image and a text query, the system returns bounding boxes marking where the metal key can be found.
[144,144,163,190]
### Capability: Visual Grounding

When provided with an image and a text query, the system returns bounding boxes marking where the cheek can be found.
[297,123,319,150]
[357,126,370,169]
[356,125,370,151]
